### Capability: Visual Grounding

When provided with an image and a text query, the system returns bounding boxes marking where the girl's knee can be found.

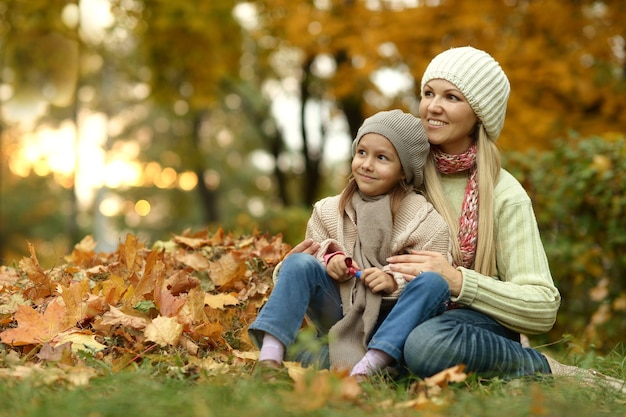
[277,253,327,286]
[406,272,450,297]
[282,252,318,268]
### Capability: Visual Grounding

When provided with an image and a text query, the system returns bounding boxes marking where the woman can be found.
[384,46,623,392]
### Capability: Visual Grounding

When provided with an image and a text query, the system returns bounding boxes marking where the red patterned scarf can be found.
[432,144,478,268]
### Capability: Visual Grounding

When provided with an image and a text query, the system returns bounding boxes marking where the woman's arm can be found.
[454,195,560,334]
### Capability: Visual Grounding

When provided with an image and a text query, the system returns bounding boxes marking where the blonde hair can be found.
[422,126,500,276]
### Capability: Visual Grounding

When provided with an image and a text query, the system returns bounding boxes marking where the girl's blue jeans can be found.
[248,253,551,378]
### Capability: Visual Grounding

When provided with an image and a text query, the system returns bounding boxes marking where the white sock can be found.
[258,333,285,363]
[350,349,393,376]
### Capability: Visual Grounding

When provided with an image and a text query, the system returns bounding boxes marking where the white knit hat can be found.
[352,109,429,188]
[421,46,510,142]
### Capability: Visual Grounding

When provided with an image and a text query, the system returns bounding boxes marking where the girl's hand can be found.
[326,254,353,281]
[386,250,462,296]
[361,268,397,294]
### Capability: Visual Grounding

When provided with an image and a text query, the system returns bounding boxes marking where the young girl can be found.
[248,110,451,372]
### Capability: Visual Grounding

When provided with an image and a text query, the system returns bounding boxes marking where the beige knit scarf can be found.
[328,192,394,370]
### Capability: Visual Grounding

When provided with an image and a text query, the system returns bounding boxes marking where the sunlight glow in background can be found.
[4,0,410,253]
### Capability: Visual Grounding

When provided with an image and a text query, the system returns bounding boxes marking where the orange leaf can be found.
[423,364,467,387]
[0,299,68,346]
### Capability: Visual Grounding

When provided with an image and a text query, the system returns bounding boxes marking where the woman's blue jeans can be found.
[403,307,551,378]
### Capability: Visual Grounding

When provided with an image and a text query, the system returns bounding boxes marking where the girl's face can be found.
[419,79,479,155]
[351,133,404,197]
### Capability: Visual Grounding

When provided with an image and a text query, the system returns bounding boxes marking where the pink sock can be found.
[259,333,285,363]
[350,349,393,376]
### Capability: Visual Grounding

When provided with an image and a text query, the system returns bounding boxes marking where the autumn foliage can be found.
[0,229,289,368]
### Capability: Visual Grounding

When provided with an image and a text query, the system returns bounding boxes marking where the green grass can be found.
[0,352,624,417]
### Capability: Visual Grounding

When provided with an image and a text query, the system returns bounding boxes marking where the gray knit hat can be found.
[352,109,429,188]
[421,46,510,142]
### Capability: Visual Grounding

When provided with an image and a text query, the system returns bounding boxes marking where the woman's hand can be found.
[361,268,397,294]
[386,250,463,296]
[287,238,320,257]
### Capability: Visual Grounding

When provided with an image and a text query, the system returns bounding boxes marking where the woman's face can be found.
[351,133,404,197]
[419,79,479,155]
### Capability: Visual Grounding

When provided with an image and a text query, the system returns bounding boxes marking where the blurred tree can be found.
[124,0,244,223]
[0,0,80,260]
[246,0,626,154]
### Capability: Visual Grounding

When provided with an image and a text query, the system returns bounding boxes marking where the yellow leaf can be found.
[145,316,183,347]
[204,293,241,309]
[55,331,107,352]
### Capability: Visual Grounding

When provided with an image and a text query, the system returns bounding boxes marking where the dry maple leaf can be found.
[204,293,241,310]
[121,233,144,274]
[55,330,107,353]
[283,368,361,412]
[0,298,68,346]
[209,252,248,289]
[0,265,21,288]
[176,252,210,271]
[405,364,467,404]
[165,270,200,295]
[99,305,147,329]
[172,235,212,250]
[19,242,55,301]
[64,235,98,267]
[144,315,183,347]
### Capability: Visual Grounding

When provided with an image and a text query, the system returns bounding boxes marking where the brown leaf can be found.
[165,270,200,295]
[172,235,212,250]
[177,287,208,326]
[37,341,73,362]
[0,266,21,288]
[19,242,54,301]
[176,252,210,271]
[209,252,247,289]
[100,306,147,329]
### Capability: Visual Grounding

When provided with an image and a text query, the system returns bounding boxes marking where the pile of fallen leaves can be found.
[0,227,468,410]
[0,228,289,372]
